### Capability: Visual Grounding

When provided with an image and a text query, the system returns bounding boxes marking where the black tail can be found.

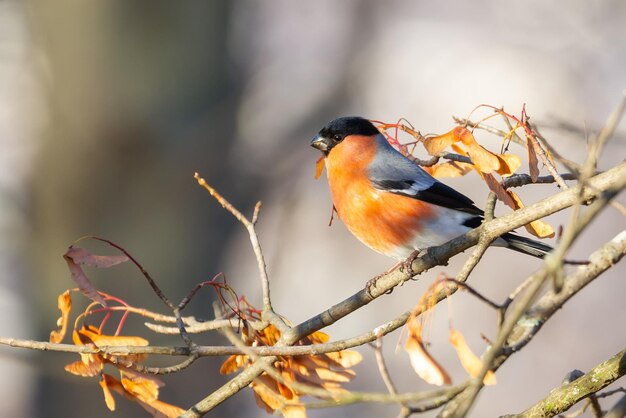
[502,233,553,259]
[502,233,588,265]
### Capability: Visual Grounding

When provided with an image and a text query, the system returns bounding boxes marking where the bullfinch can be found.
[311,116,554,262]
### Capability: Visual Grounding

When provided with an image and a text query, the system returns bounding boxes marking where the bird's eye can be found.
[333,134,342,142]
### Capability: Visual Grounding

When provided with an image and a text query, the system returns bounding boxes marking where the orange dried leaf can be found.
[90,334,149,348]
[220,355,244,374]
[449,329,496,385]
[283,405,307,418]
[405,334,451,386]
[252,376,283,412]
[508,191,556,238]
[423,127,463,155]
[121,377,159,402]
[527,136,540,182]
[277,381,295,401]
[525,220,556,239]
[103,372,183,418]
[451,143,467,156]
[310,331,329,343]
[63,251,106,307]
[424,161,473,178]
[495,154,522,177]
[315,367,355,383]
[324,351,363,368]
[315,156,325,180]
[138,399,185,418]
[65,246,129,268]
[464,140,501,173]
[50,290,72,343]
[64,358,103,377]
[100,374,117,411]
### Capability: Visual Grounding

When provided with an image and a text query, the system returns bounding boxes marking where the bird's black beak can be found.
[310,135,330,153]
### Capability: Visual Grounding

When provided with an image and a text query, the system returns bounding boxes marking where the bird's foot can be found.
[365,260,404,296]
[400,249,422,278]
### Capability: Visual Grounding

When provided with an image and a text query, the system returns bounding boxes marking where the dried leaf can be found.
[405,334,451,386]
[482,173,517,209]
[65,246,129,268]
[309,331,330,343]
[464,140,501,173]
[315,156,325,180]
[424,161,473,178]
[324,351,363,368]
[449,329,496,385]
[220,321,358,417]
[220,355,245,375]
[121,377,159,403]
[508,191,556,238]
[283,405,307,418]
[50,290,72,343]
[423,127,463,155]
[100,374,117,411]
[90,333,149,348]
[104,373,183,418]
[64,358,103,377]
[138,399,185,418]
[527,136,540,182]
[495,154,522,177]
[63,250,106,307]
[252,375,283,412]
[277,373,296,400]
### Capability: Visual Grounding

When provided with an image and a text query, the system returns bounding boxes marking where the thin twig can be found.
[371,336,409,418]
[194,173,276,317]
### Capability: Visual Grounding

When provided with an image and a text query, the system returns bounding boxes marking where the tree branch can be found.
[503,348,626,418]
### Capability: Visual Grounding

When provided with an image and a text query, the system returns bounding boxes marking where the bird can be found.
[310,116,556,265]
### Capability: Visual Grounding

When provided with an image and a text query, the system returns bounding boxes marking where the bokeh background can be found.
[0,1,625,417]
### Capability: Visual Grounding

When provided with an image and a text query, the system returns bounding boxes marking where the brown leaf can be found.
[449,329,496,385]
[405,334,451,386]
[50,290,72,343]
[100,374,117,411]
[63,250,106,307]
[527,136,540,182]
[482,173,517,209]
[315,156,325,180]
[508,191,556,238]
[65,246,129,268]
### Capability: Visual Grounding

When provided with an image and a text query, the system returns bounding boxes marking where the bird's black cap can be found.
[311,116,379,154]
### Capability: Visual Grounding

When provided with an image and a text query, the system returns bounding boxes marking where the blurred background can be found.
[0,0,624,417]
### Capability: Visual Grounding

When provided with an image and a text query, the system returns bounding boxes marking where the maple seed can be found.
[221,324,362,417]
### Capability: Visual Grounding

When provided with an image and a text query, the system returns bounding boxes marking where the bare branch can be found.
[503,347,626,417]
[182,162,626,417]
[194,173,275,315]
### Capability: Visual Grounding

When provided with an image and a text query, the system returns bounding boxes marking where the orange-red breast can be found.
[311,116,553,260]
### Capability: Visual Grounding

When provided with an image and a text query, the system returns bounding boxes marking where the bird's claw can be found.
[401,250,422,278]
[365,274,394,296]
